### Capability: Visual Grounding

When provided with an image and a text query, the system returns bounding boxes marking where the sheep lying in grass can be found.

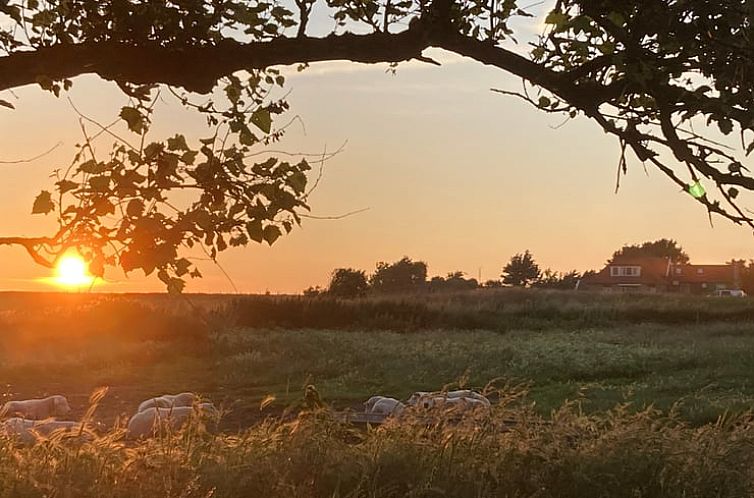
[416,395,490,413]
[366,397,405,416]
[407,391,432,406]
[137,392,197,413]
[127,403,218,440]
[1,418,85,445]
[407,390,491,408]
[445,390,491,407]
[1,395,71,420]
[364,396,387,413]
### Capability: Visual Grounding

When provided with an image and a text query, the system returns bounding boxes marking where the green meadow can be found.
[1,290,754,496]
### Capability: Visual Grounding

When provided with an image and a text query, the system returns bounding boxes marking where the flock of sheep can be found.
[0,392,217,444]
[0,388,490,444]
[363,389,491,418]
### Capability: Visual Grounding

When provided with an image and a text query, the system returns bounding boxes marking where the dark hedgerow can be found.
[224,289,754,332]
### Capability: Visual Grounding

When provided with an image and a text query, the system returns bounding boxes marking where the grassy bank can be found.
[213,323,754,425]
[1,292,754,425]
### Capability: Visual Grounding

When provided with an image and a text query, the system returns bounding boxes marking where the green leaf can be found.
[167,134,189,151]
[31,190,54,214]
[174,258,191,277]
[79,159,106,174]
[181,151,198,165]
[167,277,186,295]
[120,106,148,134]
[230,233,249,247]
[239,126,257,146]
[688,181,706,199]
[56,180,78,194]
[251,108,272,134]
[224,81,242,104]
[246,220,264,243]
[718,117,733,135]
[126,199,145,217]
[544,11,568,28]
[606,11,626,27]
[598,42,615,55]
[289,171,307,193]
[263,225,282,245]
[89,176,110,192]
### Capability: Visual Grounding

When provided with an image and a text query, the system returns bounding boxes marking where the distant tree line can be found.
[303,239,703,298]
[305,253,588,298]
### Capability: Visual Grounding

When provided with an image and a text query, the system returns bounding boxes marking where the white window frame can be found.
[610,266,642,277]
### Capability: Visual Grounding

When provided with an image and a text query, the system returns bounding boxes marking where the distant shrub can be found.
[370,257,427,293]
[429,272,479,292]
[327,268,369,298]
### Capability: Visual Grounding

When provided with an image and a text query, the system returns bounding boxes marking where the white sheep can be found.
[407,391,432,406]
[1,395,71,420]
[418,395,490,413]
[1,418,36,444]
[127,402,218,440]
[369,397,405,416]
[364,396,387,413]
[137,392,197,413]
[0,418,84,444]
[445,390,491,407]
[407,390,491,408]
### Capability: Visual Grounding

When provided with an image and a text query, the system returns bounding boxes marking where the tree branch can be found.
[0,237,55,268]
[0,31,431,95]
[0,20,589,105]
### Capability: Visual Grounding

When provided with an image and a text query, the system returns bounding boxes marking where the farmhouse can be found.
[578,256,742,294]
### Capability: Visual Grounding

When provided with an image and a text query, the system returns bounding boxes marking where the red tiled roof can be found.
[581,257,670,285]
[669,264,736,283]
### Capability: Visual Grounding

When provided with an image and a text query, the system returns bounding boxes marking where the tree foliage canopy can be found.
[610,238,690,264]
[327,267,369,297]
[501,250,540,287]
[1,0,754,290]
[370,257,428,293]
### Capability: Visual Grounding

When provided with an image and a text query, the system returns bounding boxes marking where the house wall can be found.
[581,284,658,294]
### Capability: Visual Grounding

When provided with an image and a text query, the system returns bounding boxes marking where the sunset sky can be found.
[1,8,753,294]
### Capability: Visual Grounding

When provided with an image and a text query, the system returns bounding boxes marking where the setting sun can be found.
[54,255,94,288]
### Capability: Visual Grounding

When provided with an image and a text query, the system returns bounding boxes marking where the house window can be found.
[697,268,704,274]
[610,266,641,277]
[675,268,682,275]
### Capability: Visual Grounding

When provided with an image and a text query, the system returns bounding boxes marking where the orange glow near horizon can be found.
[53,255,95,288]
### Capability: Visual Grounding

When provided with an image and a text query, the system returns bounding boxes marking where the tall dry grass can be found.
[0,386,753,497]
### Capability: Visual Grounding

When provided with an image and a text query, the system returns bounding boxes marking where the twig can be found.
[300,207,370,220]
[0,142,63,164]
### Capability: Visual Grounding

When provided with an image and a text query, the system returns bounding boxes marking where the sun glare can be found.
[54,255,94,288]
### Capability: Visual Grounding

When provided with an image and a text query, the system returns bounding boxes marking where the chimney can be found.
[733,261,742,289]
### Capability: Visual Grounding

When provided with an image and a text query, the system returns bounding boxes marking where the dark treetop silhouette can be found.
[1,0,753,291]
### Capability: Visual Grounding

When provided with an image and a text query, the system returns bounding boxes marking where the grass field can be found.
[2,290,754,496]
